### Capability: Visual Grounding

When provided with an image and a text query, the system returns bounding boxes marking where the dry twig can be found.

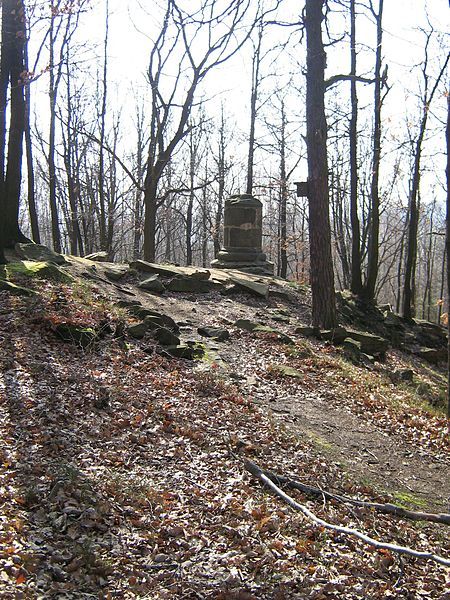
[244,459,450,568]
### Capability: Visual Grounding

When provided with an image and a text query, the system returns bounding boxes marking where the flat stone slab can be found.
[15,243,67,265]
[414,347,447,364]
[234,319,259,332]
[84,251,109,262]
[229,276,269,298]
[130,260,211,281]
[346,330,389,355]
[7,261,75,284]
[154,327,180,346]
[271,365,303,379]
[128,322,148,339]
[197,327,230,342]
[138,275,166,293]
[105,265,129,281]
[161,344,205,360]
[0,279,35,296]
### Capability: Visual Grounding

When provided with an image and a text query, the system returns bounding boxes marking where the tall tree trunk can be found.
[143,180,158,262]
[246,20,263,196]
[363,0,384,301]
[0,0,10,262]
[24,35,39,243]
[446,89,450,419]
[305,0,336,329]
[3,0,27,247]
[349,0,362,295]
[279,98,288,279]
[48,0,62,253]
[403,49,450,319]
[213,107,227,257]
[186,128,196,265]
[97,0,109,253]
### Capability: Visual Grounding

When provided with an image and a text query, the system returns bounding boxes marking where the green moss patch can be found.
[392,491,428,509]
[6,261,75,284]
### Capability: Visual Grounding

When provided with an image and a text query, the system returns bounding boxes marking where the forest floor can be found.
[0,254,449,599]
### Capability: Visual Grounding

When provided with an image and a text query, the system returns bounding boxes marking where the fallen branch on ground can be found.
[244,459,450,525]
[244,459,450,568]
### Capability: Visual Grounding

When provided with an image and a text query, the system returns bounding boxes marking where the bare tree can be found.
[402,30,449,319]
[0,0,28,259]
[446,86,450,419]
[142,0,259,262]
[97,0,109,254]
[349,0,362,294]
[362,0,385,302]
[304,0,336,328]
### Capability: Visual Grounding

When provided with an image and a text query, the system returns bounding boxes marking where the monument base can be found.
[211,258,274,275]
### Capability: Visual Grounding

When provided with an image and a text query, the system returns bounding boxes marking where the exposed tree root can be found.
[244,459,450,525]
[244,459,450,568]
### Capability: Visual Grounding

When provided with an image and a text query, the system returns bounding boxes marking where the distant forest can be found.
[0,0,448,325]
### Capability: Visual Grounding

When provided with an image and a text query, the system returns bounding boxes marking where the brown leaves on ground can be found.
[0,286,449,599]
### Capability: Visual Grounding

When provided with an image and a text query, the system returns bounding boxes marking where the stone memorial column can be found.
[211,194,273,274]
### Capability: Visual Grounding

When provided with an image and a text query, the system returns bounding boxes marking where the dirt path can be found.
[76,262,450,513]
[265,391,450,512]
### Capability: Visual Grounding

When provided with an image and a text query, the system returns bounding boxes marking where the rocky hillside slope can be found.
[0,244,449,599]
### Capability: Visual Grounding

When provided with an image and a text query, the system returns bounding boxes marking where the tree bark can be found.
[1,0,28,250]
[246,20,263,196]
[446,89,450,419]
[24,35,39,243]
[363,0,384,301]
[48,1,62,253]
[349,0,362,295]
[403,46,449,320]
[97,0,109,254]
[279,98,288,279]
[305,0,336,329]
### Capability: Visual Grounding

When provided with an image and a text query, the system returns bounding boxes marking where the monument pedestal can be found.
[211,194,274,274]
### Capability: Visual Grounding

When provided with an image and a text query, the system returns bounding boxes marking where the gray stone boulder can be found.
[15,242,67,265]
[154,327,180,346]
[105,265,129,281]
[167,277,217,293]
[116,299,141,309]
[161,344,205,360]
[234,318,293,342]
[84,251,109,262]
[127,306,178,332]
[189,270,211,281]
[144,315,166,329]
[295,325,316,337]
[234,318,259,332]
[271,365,303,379]
[0,279,35,296]
[413,320,447,349]
[132,261,212,280]
[197,327,230,342]
[414,347,447,365]
[229,276,269,298]
[271,311,290,323]
[342,337,362,359]
[345,330,389,356]
[321,326,348,345]
[138,275,166,293]
[127,322,149,339]
[389,369,414,383]
[7,260,74,284]
[384,311,403,328]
